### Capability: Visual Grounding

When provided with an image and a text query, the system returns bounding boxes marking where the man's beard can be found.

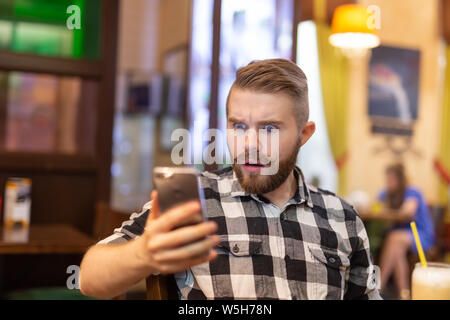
[232,139,302,195]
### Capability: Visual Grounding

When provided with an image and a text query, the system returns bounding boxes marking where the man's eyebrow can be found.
[227,116,244,123]
[257,120,283,126]
[227,116,283,126]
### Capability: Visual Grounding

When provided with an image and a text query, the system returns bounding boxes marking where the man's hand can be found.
[136,191,220,275]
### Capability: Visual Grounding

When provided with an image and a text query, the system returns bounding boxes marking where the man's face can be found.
[226,88,303,194]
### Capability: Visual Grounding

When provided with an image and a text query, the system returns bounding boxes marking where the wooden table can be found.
[0,224,95,254]
[0,224,96,296]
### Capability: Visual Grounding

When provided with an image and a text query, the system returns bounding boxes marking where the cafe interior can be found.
[0,0,449,300]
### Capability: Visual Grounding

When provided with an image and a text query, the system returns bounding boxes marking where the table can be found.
[0,224,95,254]
[0,224,96,296]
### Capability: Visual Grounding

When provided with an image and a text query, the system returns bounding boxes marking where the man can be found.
[80,59,381,300]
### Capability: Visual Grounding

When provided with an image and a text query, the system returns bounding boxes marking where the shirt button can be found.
[232,244,239,253]
[328,257,336,264]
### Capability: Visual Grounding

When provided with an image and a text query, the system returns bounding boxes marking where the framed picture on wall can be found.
[368,45,421,136]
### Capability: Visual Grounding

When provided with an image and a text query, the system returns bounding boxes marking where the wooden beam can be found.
[0,72,7,149]
[205,0,222,172]
[0,51,101,78]
[95,0,119,203]
[297,0,314,22]
[0,153,97,173]
[443,0,450,44]
[186,0,194,129]
[292,0,303,62]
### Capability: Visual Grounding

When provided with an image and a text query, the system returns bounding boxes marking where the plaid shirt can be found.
[99,166,381,300]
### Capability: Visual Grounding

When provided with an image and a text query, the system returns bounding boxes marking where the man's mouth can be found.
[244,161,266,166]
[242,162,267,172]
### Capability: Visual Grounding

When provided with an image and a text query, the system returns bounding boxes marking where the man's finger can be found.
[150,191,161,219]
[148,221,218,251]
[152,235,220,263]
[158,250,218,275]
[144,191,161,231]
[149,200,202,233]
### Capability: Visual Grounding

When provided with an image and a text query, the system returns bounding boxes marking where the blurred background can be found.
[0,0,448,300]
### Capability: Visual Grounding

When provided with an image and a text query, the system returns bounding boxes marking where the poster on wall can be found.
[368,45,421,136]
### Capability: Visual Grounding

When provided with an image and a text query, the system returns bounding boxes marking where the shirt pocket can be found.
[308,245,350,300]
[211,235,263,298]
[216,234,263,255]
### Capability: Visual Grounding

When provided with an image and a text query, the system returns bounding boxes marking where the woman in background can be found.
[376,163,435,300]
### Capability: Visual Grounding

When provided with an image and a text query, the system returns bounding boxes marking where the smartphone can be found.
[153,166,206,228]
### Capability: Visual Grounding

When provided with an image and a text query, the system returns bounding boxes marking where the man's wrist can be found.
[131,236,156,275]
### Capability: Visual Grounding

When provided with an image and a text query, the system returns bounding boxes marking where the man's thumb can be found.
[145,191,160,228]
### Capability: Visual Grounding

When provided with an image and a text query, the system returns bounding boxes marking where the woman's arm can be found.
[377,197,418,223]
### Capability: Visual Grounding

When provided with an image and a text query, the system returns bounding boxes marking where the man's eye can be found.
[234,123,246,130]
[263,124,277,132]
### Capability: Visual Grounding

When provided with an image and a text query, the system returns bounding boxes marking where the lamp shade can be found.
[329,4,380,50]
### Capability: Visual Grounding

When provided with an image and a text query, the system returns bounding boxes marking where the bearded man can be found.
[79,59,381,300]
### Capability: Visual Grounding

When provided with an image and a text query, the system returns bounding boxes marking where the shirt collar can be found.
[230,165,314,208]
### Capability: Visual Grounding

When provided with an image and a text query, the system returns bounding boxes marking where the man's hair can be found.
[226,58,309,129]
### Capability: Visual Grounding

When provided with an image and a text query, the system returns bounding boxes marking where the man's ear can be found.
[300,121,316,147]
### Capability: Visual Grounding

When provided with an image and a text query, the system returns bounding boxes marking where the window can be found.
[296,21,337,192]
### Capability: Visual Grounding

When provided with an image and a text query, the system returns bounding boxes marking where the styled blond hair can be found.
[227,58,309,129]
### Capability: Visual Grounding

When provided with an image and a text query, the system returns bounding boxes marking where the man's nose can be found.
[244,129,260,151]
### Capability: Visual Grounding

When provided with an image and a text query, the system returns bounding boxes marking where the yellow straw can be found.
[410,221,427,268]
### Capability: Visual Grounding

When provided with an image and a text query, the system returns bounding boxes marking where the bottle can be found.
[4,178,32,229]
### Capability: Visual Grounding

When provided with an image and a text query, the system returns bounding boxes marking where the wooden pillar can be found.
[443,0,450,43]
[0,72,8,150]
[205,0,222,172]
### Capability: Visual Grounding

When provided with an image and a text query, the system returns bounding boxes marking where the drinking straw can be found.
[410,221,427,268]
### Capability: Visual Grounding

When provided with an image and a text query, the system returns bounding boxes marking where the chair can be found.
[146,274,179,300]
[429,205,447,256]
[407,205,447,273]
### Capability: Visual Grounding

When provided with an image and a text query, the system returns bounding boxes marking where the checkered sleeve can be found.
[96,201,151,245]
[344,214,382,300]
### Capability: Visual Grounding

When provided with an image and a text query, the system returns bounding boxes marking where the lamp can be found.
[329,4,380,57]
